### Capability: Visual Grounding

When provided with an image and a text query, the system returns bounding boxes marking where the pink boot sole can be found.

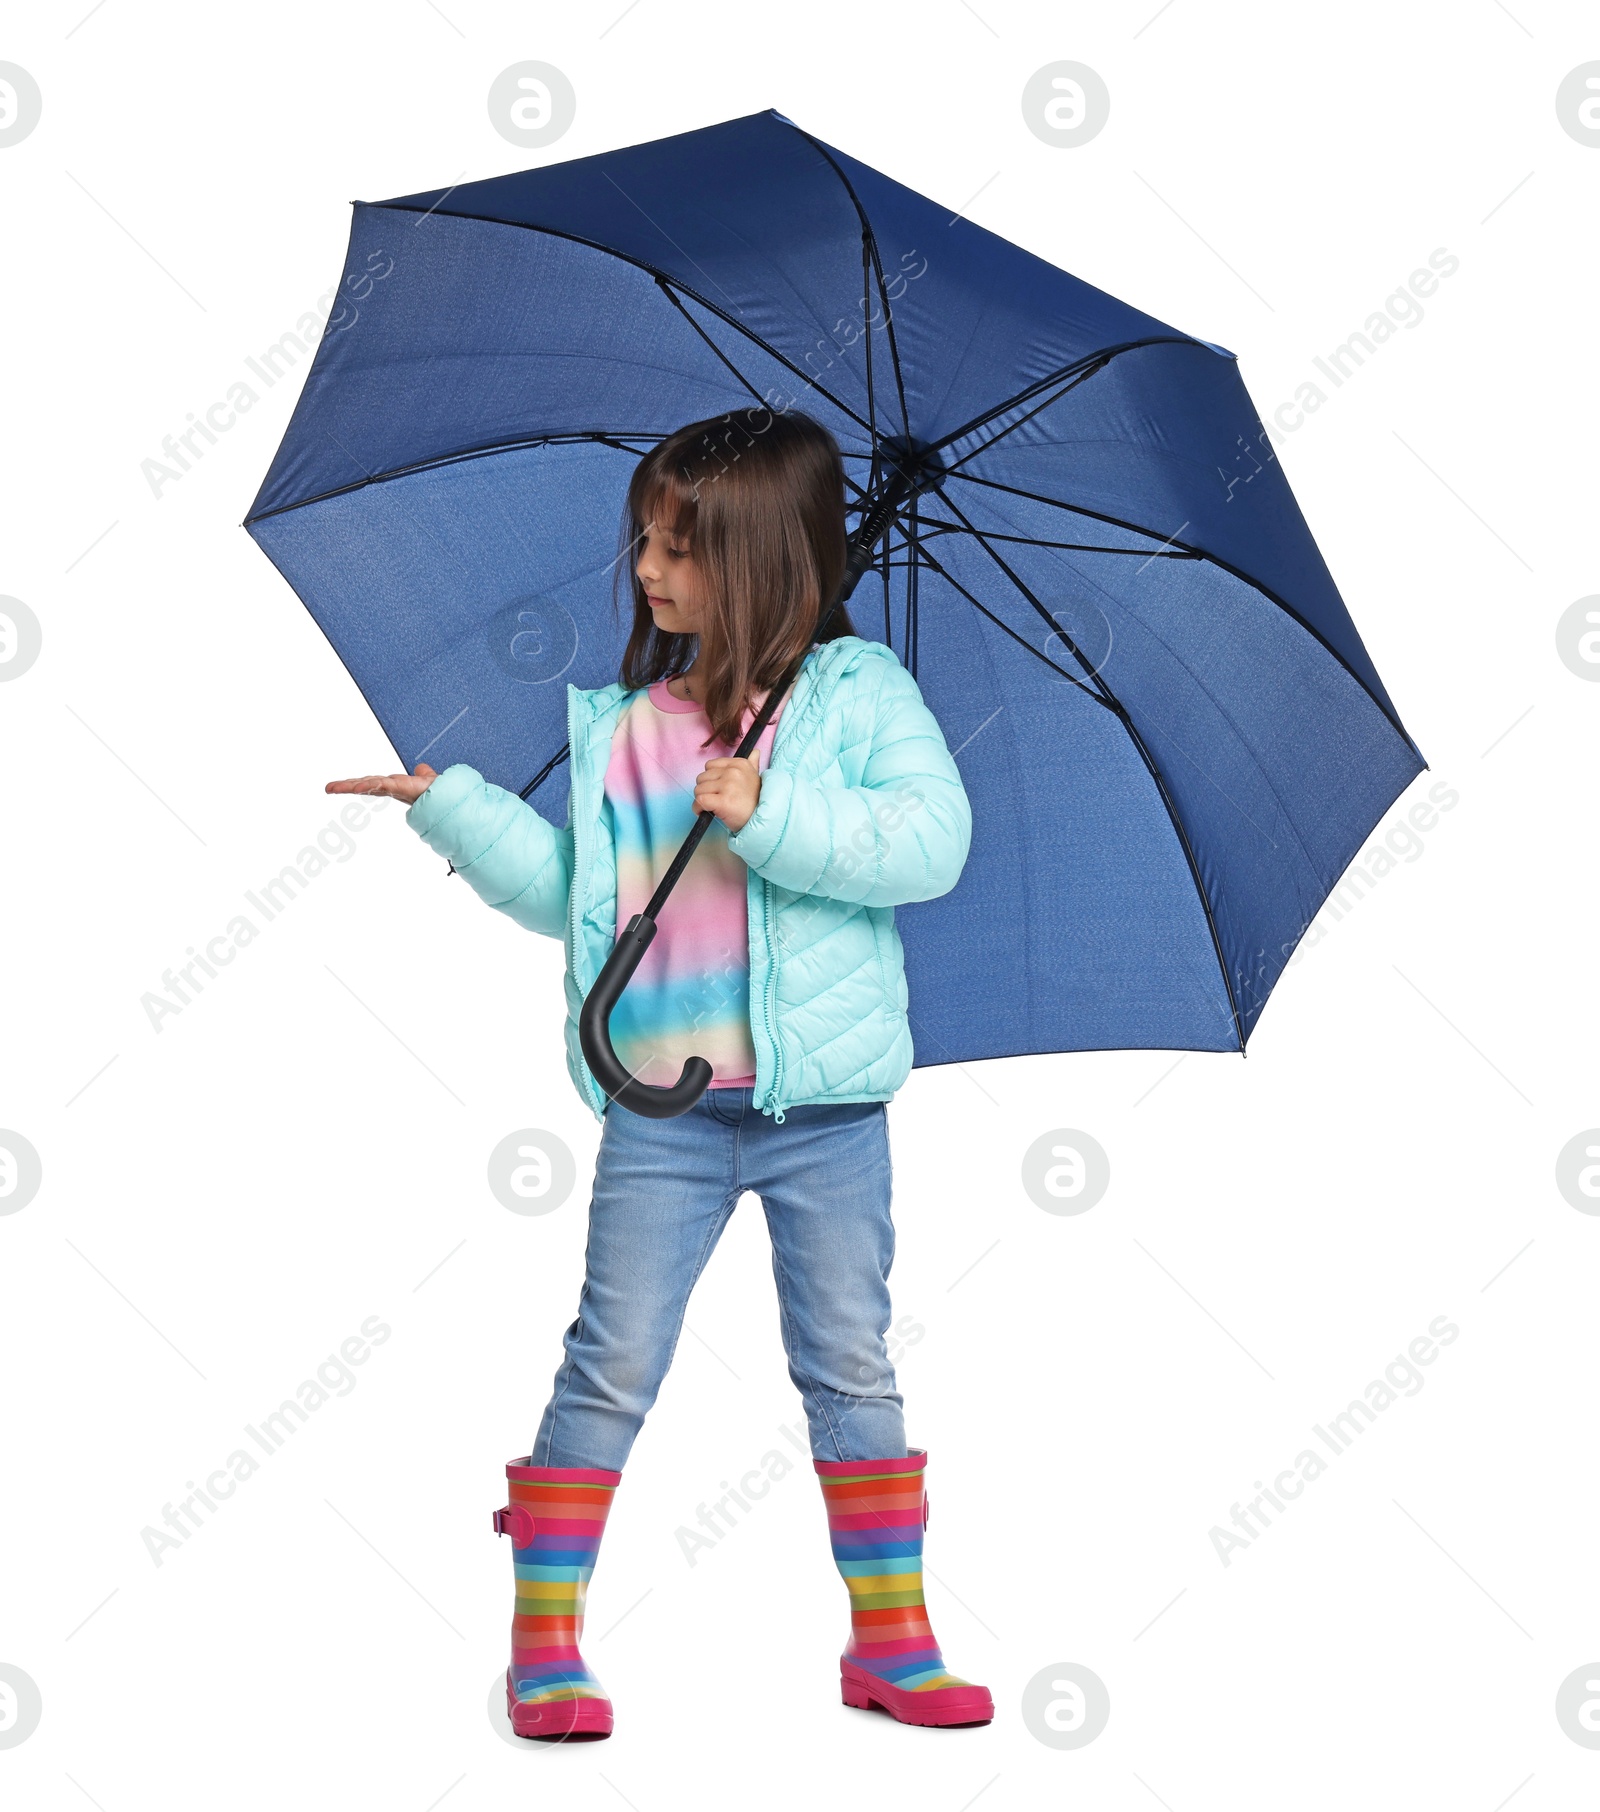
[840,1658,994,1728]
[505,1669,613,1741]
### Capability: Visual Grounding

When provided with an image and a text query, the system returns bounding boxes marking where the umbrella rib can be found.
[368,203,878,439]
[1110,720,1246,1051]
[779,123,913,447]
[927,336,1209,464]
[900,527,1110,708]
[646,278,871,510]
[647,281,862,521]
[251,421,884,530]
[936,355,1114,476]
[650,275,789,414]
[905,489,919,673]
[861,230,881,499]
[244,429,666,524]
[518,741,571,800]
[944,467,1419,753]
[915,520,1200,558]
[927,494,1247,1052]
[860,225,913,448]
[935,488,1119,707]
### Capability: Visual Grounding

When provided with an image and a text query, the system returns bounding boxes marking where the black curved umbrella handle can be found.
[579,912,714,1119]
[579,461,917,1118]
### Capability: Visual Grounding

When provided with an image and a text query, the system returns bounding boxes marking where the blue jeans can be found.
[532,1088,907,1469]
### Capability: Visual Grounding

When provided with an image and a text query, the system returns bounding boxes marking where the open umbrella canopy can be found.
[246,107,1423,1064]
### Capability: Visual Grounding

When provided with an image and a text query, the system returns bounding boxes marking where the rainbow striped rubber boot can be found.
[815,1448,994,1728]
[493,1458,621,1740]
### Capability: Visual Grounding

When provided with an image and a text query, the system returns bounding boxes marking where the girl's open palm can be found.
[326,763,438,805]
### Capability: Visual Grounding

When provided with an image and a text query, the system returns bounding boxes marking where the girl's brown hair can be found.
[615,407,856,747]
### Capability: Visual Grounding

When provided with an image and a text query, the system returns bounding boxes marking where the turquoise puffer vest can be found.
[405,636,972,1121]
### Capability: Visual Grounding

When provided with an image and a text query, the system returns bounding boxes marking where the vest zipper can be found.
[760,875,785,1122]
[566,689,606,1120]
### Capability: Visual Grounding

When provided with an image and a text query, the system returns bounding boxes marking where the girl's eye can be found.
[667,546,689,560]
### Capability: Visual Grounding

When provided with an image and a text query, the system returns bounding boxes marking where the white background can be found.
[2,2,1595,1807]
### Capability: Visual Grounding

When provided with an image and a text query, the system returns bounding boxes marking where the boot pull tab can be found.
[923,1490,930,1530]
[493,1503,537,1544]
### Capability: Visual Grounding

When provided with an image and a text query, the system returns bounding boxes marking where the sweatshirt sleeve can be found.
[405,764,573,940]
[726,658,972,908]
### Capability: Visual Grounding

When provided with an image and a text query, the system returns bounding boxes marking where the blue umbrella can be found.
[246,107,1423,1099]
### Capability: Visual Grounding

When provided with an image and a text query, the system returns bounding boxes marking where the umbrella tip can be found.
[1197,339,1238,360]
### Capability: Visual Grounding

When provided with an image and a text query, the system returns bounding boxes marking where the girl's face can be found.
[635,514,703,637]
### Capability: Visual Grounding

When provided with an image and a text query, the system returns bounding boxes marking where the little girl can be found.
[329,408,990,1739]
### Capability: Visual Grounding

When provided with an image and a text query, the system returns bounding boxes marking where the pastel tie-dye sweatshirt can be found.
[602,677,786,1090]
